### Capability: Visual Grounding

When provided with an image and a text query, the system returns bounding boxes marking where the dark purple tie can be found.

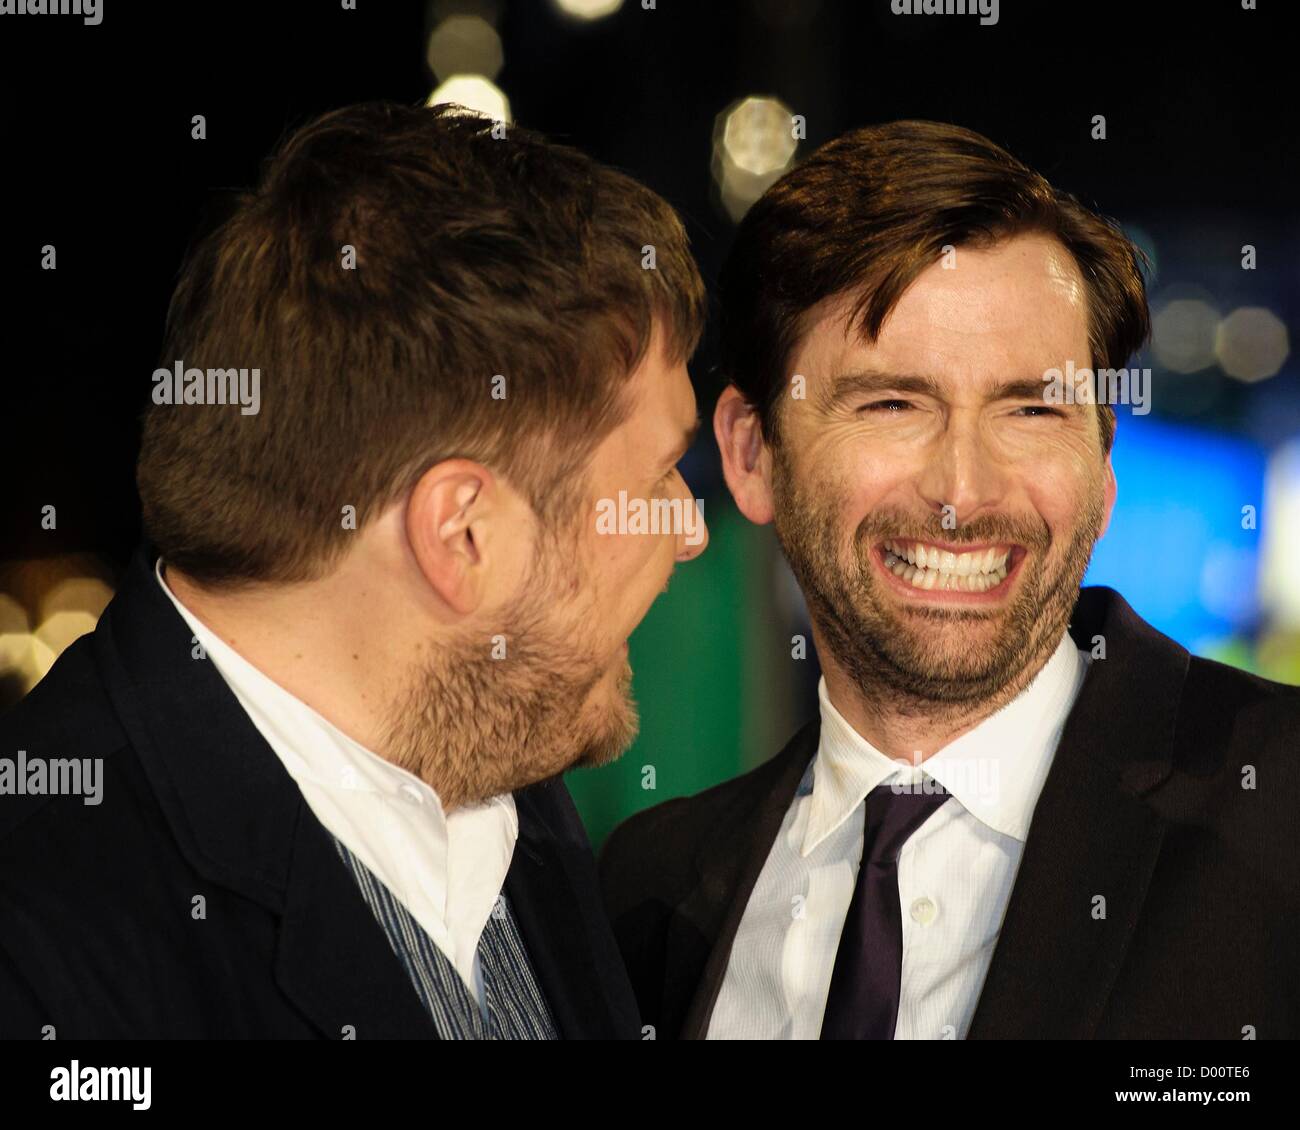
[820,780,950,1040]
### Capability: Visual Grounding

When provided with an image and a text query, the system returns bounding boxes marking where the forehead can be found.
[793,233,1092,383]
[593,322,696,461]
[627,333,694,415]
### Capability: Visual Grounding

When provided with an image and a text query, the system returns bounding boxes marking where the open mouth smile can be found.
[876,538,1026,599]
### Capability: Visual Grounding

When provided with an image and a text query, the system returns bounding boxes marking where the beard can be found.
[379,538,639,810]
[769,446,1106,714]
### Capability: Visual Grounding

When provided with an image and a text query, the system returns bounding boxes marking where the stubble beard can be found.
[769,445,1106,718]
[379,533,639,810]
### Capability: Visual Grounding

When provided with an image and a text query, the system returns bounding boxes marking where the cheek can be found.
[609,528,666,574]
[1023,458,1105,541]
[591,532,673,613]
[828,447,913,521]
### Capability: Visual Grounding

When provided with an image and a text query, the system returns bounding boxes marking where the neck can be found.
[815,626,1062,763]
[163,556,422,763]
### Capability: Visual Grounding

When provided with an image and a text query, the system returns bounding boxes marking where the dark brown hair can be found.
[138,101,705,586]
[719,119,1150,452]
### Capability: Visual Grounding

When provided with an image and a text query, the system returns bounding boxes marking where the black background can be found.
[1,0,1293,566]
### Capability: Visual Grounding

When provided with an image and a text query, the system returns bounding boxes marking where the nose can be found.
[672,474,708,561]
[915,412,1010,527]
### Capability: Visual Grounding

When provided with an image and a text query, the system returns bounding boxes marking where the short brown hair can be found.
[139,101,705,587]
[719,120,1149,453]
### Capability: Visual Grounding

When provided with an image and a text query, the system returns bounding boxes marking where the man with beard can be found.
[0,102,708,1038]
[599,120,1300,1040]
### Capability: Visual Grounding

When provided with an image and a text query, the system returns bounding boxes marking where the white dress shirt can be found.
[154,559,517,1009]
[707,632,1089,1040]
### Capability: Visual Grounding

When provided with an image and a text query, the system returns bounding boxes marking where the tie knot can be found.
[861,779,950,865]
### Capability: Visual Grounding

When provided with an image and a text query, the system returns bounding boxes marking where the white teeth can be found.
[883,538,1012,592]
[889,535,1008,572]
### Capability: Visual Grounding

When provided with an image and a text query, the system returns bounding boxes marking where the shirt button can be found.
[398,783,424,805]
[909,897,938,926]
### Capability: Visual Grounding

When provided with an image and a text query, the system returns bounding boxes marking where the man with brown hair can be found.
[600,120,1300,1040]
[0,101,707,1038]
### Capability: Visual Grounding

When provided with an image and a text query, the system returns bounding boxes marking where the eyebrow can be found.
[663,415,701,468]
[823,369,1069,408]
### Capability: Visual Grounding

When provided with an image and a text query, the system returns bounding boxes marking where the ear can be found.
[714,385,776,526]
[1098,452,1118,540]
[405,459,501,616]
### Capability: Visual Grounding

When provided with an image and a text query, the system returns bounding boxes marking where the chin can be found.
[572,674,639,770]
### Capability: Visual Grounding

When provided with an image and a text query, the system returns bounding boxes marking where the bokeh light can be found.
[713,95,799,222]
[426,75,512,123]
[426,15,504,81]
[1151,297,1221,374]
[1215,306,1289,383]
[550,0,623,20]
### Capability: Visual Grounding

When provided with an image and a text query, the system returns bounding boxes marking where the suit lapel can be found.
[967,588,1185,1038]
[94,548,440,1039]
[675,722,820,1038]
[504,777,633,1038]
[274,811,442,1038]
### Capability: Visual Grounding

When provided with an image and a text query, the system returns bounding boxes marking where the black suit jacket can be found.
[599,587,1300,1039]
[0,548,640,1039]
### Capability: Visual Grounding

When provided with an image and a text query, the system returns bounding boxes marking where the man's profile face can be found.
[770,233,1116,705]
[387,321,707,805]
[547,321,707,766]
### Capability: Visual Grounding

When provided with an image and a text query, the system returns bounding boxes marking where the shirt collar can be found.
[802,632,1088,856]
[153,558,516,835]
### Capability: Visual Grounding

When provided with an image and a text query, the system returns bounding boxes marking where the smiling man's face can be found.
[769,232,1116,706]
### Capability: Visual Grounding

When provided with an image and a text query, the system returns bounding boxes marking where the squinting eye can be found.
[1013,405,1064,418]
[861,400,912,412]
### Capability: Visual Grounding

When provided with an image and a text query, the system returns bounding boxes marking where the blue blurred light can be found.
[1083,414,1266,650]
